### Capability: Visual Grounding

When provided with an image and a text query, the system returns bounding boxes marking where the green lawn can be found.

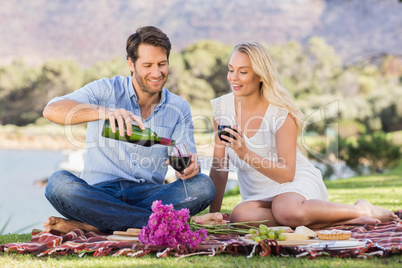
[1,165,401,267]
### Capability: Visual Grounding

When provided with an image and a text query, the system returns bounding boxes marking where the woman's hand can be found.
[221,125,249,160]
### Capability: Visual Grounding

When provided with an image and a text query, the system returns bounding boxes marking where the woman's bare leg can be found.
[229,200,280,227]
[271,193,399,229]
[43,216,99,233]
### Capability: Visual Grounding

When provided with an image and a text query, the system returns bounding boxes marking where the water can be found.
[0,150,239,235]
[0,150,63,234]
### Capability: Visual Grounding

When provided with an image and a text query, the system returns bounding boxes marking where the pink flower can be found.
[148,214,160,230]
[176,208,190,221]
[188,232,202,248]
[138,200,207,248]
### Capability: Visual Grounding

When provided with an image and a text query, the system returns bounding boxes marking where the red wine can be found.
[218,125,238,142]
[169,155,191,173]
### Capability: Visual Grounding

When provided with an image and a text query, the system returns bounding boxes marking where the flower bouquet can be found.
[138,200,207,248]
[139,200,270,249]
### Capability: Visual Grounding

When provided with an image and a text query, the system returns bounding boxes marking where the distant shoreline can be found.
[0,134,85,151]
[0,133,215,156]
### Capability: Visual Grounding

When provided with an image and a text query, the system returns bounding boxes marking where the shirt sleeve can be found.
[210,97,221,122]
[274,107,289,132]
[46,78,113,106]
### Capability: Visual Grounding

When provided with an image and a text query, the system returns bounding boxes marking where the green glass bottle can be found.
[101,119,175,147]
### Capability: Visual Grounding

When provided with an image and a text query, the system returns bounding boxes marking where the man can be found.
[42,26,216,234]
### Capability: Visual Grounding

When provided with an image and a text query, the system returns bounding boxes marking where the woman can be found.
[208,41,398,229]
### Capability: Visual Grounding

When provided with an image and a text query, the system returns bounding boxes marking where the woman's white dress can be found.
[210,93,328,202]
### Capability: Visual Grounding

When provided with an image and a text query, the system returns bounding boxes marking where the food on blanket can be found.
[316,229,352,240]
[249,228,258,234]
[246,225,291,242]
[294,226,317,238]
[282,233,310,241]
[277,233,285,241]
[269,226,292,233]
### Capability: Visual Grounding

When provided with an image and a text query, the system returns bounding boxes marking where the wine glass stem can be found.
[182,177,190,198]
[224,145,229,170]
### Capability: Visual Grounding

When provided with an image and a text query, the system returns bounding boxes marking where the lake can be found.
[0,150,63,234]
[0,149,239,234]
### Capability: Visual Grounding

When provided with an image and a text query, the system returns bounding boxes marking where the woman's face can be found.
[227,51,262,97]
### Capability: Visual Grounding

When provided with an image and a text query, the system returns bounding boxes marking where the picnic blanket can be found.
[1,219,401,259]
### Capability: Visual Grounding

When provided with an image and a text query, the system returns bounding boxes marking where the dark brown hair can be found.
[126,26,171,64]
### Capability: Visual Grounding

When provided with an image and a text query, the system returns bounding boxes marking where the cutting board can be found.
[239,236,358,247]
[277,238,357,246]
[107,235,140,242]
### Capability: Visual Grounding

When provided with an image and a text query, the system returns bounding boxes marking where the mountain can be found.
[1,0,401,66]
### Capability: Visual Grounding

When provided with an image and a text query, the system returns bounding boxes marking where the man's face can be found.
[129,44,169,95]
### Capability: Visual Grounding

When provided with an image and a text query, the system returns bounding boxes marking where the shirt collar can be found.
[128,76,137,101]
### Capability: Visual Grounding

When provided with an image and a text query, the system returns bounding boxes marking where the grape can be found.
[249,228,257,234]
[278,233,285,241]
[259,224,268,230]
[268,231,276,240]
[259,228,267,235]
[252,235,262,242]
[277,228,284,234]
[260,234,268,240]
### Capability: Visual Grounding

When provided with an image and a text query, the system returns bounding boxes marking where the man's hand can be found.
[104,108,145,136]
[180,152,200,179]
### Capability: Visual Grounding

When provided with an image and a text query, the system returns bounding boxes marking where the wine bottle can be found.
[101,119,175,147]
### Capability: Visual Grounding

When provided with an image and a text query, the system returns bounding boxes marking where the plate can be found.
[303,240,366,250]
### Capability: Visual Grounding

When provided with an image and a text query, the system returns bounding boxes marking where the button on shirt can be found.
[47,76,197,185]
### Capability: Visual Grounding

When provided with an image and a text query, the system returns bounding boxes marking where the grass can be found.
[1,167,402,267]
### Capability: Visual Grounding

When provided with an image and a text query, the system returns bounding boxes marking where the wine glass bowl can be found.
[217,125,238,143]
[217,115,238,171]
[168,144,197,203]
[168,145,191,174]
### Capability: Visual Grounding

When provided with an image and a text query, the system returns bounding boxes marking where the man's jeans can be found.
[45,170,215,233]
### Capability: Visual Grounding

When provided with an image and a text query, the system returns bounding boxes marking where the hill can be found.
[1,0,401,66]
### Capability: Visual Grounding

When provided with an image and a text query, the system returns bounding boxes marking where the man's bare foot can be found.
[355,199,399,223]
[192,213,227,225]
[43,216,99,233]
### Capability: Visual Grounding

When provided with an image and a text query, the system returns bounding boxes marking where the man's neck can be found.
[134,88,162,120]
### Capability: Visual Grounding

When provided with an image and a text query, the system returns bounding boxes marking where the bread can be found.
[316,229,351,240]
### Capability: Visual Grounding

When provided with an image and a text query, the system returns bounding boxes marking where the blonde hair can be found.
[233,41,304,137]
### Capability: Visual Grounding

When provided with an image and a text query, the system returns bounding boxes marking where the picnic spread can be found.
[1,216,401,259]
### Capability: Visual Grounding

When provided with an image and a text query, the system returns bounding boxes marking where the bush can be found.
[340,131,402,174]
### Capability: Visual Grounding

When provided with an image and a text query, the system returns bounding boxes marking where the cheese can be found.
[294,226,317,238]
[282,233,310,241]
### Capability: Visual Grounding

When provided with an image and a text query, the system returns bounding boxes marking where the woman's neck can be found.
[234,91,268,112]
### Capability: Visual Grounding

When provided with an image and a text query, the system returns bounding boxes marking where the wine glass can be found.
[217,115,238,172]
[168,143,198,203]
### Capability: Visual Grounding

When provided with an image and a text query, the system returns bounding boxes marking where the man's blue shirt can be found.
[48,76,197,185]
